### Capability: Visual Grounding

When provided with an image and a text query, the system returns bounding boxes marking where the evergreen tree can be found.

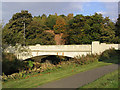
[2,10,32,45]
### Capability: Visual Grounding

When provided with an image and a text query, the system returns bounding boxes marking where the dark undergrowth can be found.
[99,49,119,64]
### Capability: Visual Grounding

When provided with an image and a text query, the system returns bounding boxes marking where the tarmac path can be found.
[37,64,118,88]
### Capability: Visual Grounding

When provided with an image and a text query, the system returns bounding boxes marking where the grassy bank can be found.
[2,62,112,88]
[2,49,119,88]
[80,70,118,88]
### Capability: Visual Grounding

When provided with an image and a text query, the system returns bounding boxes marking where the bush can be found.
[74,54,99,65]
[99,48,117,60]
[28,61,34,69]
[2,52,17,61]
[2,52,27,75]
[99,48,119,64]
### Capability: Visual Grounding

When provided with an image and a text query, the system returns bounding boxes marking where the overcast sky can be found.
[1,0,119,24]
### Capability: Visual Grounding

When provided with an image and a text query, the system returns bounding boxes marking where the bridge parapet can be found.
[4,41,120,60]
[28,45,91,52]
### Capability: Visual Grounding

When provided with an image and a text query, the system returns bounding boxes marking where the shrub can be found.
[74,53,99,65]
[99,48,119,64]
[28,61,34,69]
[99,48,117,60]
[2,52,17,61]
[2,52,27,75]
[2,73,8,81]
[40,60,55,72]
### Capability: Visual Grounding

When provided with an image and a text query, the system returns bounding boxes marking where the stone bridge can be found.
[5,41,120,60]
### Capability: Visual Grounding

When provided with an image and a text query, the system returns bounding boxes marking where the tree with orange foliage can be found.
[53,17,67,34]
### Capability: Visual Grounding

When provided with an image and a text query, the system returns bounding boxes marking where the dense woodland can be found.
[2,10,120,46]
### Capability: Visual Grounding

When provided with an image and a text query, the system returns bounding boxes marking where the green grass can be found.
[80,70,118,88]
[2,62,112,88]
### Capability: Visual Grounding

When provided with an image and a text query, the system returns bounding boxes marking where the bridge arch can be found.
[24,55,73,65]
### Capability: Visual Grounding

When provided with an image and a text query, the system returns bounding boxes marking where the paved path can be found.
[37,64,118,88]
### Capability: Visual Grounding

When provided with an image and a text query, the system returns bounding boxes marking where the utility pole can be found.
[24,22,25,46]
[22,21,26,46]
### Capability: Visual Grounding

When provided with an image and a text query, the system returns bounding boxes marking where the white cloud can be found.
[104,2,118,21]
[111,18,117,22]
[96,11,107,15]
[2,1,118,23]
[96,2,118,22]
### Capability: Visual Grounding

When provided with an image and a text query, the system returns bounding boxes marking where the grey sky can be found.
[2,0,120,2]
[2,1,119,24]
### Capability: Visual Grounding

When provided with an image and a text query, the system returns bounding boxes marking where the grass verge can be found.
[2,62,112,88]
[80,70,118,88]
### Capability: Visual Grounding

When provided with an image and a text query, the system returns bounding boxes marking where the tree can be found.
[32,15,49,30]
[65,14,88,44]
[2,10,32,46]
[0,22,2,62]
[66,13,73,22]
[64,13,118,44]
[115,15,120,38]
[25,20,56,45]
[2,11,119,46]
[53,17,67,34]
[40,14,47,26]
[59,14,66,18]
[46,14,57,29]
